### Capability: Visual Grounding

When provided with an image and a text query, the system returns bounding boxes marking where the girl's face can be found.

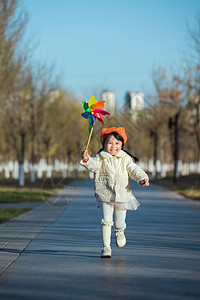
[104,134,123,156]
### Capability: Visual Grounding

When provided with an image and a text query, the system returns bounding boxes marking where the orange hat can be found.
[100,127,127,144]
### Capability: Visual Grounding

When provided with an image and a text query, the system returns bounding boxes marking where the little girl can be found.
[81,127,149,258]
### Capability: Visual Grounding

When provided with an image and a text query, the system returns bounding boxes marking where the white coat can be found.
[80,150,149,203]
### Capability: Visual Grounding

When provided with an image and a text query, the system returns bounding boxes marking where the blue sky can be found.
[23,0,199,108]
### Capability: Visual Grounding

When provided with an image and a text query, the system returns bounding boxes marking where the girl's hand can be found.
[81,150,89,162]
[140,179,149,186]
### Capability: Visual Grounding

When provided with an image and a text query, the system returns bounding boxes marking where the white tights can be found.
[101,202,127,229]
[101,202,127,249]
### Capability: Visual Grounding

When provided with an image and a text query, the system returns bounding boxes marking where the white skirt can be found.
[96,193,140,211]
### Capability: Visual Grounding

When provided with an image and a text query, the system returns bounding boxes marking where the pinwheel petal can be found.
[88,115,96,132]
[92,109,110,115]
[88,123,92,133]
[88,95,98,110]
[81,112,91,119]
[92,112,104,124]
[91,101,106,110]
[90,115,96,125]
[82,101,88,111]
[82,101,91,113]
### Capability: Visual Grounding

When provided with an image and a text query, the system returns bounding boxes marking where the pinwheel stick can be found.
[85,125,94,151]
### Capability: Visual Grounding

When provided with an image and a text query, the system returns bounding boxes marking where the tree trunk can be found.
[153,133,158,178]
[30,140,35,183]
[18,133,26,186]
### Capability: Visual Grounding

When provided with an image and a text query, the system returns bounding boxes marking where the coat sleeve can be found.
[80,155,100,173]
[126,157,149,185]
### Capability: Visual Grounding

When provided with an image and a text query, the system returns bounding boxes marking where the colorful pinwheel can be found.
[81,95,110,132]
[81,95,110,151]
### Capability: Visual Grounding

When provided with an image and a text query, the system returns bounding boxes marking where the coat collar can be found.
[99,150,126,159]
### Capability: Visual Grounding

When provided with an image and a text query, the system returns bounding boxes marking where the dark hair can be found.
[97,132,139,163]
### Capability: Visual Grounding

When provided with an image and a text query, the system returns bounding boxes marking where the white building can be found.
[126,92,144,110]
[125,91,144,118]
[101,90,115,114]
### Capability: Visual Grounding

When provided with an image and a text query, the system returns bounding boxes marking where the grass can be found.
[0,176,73,203]
[0,208,31,225]
[152,174,200,201]
[0,189,44,203]
[0,175,73,223]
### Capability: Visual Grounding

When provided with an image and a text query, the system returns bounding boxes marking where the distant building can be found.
[125,91,144,118]
[101,90,115,114]
[126,92,144,110]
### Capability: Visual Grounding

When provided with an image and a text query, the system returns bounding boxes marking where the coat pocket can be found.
[94,175,114,202]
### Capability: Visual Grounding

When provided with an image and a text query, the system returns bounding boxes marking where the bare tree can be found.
[3,65,35,185]
[0,0,28,108]
[184,16,200,159]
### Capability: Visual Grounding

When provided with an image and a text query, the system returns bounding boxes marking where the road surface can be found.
[0,179,199,299]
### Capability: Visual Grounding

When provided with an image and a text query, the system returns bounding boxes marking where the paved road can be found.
[0,179,200,300]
